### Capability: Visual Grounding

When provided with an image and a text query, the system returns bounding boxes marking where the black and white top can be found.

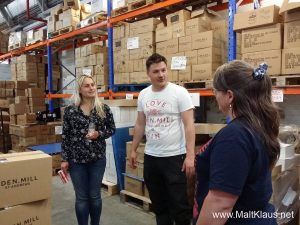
[61,104,116,163]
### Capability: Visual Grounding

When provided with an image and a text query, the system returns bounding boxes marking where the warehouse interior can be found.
[0,0,300,225]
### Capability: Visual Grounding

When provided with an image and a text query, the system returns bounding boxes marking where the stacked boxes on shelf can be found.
[235,5,283,76]
[8,31,26,50]
[113,18,160,84]
[75,43,108,89]
[0,151,52,225]
[0,32,8,53]
[26,28,47,46]
[282,9,300,75]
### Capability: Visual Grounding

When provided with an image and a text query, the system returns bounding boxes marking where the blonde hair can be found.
[72,75,105,118]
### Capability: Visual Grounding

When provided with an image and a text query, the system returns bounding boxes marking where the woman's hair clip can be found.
[252,63,268,80]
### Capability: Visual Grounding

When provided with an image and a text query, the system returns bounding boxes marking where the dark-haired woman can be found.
[194,60,279,225]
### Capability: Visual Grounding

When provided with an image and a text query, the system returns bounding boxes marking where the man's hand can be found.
[129,150,138,169]
[182,155,195,178]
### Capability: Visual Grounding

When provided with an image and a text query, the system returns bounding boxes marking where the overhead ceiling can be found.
[0,0,63,33]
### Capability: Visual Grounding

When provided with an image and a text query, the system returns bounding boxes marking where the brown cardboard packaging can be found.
[55,20,63,30]
[39,125,51,135]
[178,66,191,82]
[242,49,282,76]
[185,50,198,66]
[124,176,143,196]
[30,105,46,113]
[166,9,191,25]
[156,26,173,43]
[192,64,219,80]
[25,88,44,98]
[9,125,40,137]
[168,70,178,82]
[137,163,144,179]
[166,38,179,54]
[130,72,149,84]
[185,17,210,36]
[198,47,223,64]
[126,141,145,163]
[14,81,29,89]
[241,24,282,53]
[134,32,155,47]
[29,98,45,106]
[279,0,300,14]
[172,22,185,38]
[5,81,15,89]
[114,38,125,51]
[9,103,28,115]
[284,20,300,49]
[234,5,281,31]
[64,0,81,10]
[0,199,51,225]
[114,73,130,84]
[19,136,37,146]
[126,159,138,176]
[0,151,52,208]
[282,47,300,74]
[52,154,61,169]
[192,31,221,50]
[130,18,161,35]
[14,89,25,96]
[156,41,167,55]
[283,10,300,23]
[17,114,36,125]
[0,99,10,108]
[179,36,192,52]
[5,89,14,97]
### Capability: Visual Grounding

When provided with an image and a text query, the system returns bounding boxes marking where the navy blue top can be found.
[193,118,277,225]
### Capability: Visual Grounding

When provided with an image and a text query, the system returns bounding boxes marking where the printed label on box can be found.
[127,37,139,50]
[272,90,283,102]
[82,68,92,76]
[171,56,187,70]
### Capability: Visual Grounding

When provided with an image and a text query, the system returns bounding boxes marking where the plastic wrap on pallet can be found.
[8,31,26,46]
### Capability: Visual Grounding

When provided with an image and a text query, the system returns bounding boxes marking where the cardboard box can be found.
[156,41,167,55]
[168,70,178,82]
[282,47,300,74]
[130,18,161,35]
[172,22,185,38]
[198,47,222,64]
[64,0,80,9]
[0,199,51,225]
[234,5,281,31]
[5,81,15,89]
[135,32,155,47]
[284,20,300,49]
[242,50,282,76]
[241,24,282,53]
[156,26,173,43]
[178,66,191,81]
[124,176,143,196]
[25,88,44,98]
[192,64,219,80]
[15,96,27,104]
[29,98,45,106]
[126,159,138,176]
[10,125,40,137]
[19,136,37,146]
[88,54,97,66]
[0,151,52,208]
[55,20,63,30]
[179,36,191,52]
[6,89,14,97]
[166,9,191,25]
[114,39,125,51]
[283,10,300,23]
[114,73,130,84]
[166,38,179,54]
[14,89,25,96]
[0,99,10,108]
[279,0,300,15]
[126,141,145,163]
[186,17,210,36]
[14,81,29,89]
[9,103,28,115]
[130,72,149,84]
[17,114,36,125]
[192,31,221,50]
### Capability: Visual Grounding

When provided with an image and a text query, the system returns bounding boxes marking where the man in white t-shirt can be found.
[130,53,195,225]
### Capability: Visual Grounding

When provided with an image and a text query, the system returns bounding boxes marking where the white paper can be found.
[127,37,139,50]
[288,0,300,3]
[171,56,187,70]
[126,94,134,100]
[272,90,283,102]
[82,68,92,76]
[282,187,297,206]
[55,126,62,135]
[190,93,200,107]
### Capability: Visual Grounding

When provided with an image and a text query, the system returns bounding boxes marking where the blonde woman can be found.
[61,75,115,225]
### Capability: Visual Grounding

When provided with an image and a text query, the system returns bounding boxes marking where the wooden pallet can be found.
[181,80,213,89]
[120,190,152,212]
[76,13,107,30]
[26,39,42,46]
[102,180,119,196]
[128,0,155,10]
[8,42,25,51]
[271,75,300,86]
[112,6,129,17]
[48,26,75,38]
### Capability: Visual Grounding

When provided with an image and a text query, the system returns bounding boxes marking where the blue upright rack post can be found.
[228,0,236,61]
[47,44,54,113]
[107,0,114,91]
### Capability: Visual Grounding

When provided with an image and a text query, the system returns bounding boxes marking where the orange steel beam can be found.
[48,21,107,44]
[111,92,140,98]
[110,0,186,24]
[281,87,300,95]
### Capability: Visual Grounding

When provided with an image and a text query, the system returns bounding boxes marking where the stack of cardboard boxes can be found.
[0,151,52,225]
[0,32,8,53]
[48,1,91,35]
[75,43,108,88]
[113,18,160,84]
[235,5,283,76]
[8,31,26,50]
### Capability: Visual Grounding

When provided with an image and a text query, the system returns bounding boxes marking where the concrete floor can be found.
[52,176,156,225]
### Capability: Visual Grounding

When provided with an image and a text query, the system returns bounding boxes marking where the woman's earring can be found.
[229,104,232,109]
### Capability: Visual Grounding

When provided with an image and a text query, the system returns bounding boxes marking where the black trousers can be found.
[144,154,192,225]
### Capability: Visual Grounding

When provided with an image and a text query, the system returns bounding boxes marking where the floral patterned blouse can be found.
[61,104,116,163]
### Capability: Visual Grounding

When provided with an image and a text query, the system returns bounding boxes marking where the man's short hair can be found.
[146,53,167,71]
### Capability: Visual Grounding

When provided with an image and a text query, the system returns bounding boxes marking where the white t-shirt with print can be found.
[137,82,194,157]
